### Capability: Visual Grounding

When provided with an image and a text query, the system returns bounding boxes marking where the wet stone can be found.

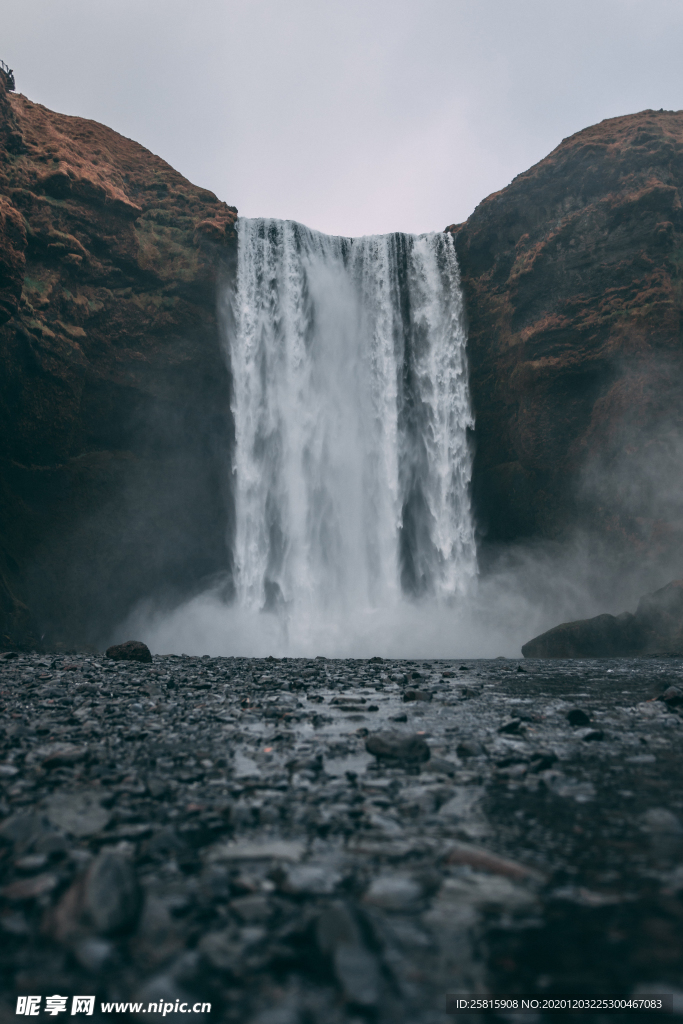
[363,874,422,911]
[402,689,432,702]
[365,731,431,764]
[106,640,153,663]
[45,790,111,837]
[83,854,142,934]
[567,707,591,726]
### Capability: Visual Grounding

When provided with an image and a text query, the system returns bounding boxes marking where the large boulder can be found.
[522,579,683,657]
[105,640,153,663]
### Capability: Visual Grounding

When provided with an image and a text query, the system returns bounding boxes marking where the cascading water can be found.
[219,218,476,653]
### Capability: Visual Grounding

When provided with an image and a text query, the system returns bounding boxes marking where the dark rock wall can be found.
[0,78,237,648]
[454,109,683,578]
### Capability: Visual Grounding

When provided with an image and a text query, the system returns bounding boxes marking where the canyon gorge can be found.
[1,65,683,652]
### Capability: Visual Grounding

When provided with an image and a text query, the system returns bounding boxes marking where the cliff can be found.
[0,76,237,648]
[454,109,683,578]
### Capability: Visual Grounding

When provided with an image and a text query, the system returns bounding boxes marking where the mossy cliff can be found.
[0,74,237,647]
[454,109,683,580]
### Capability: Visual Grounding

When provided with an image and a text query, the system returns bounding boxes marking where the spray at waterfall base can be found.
[128,219,481,657]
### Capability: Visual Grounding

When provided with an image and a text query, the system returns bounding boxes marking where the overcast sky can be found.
[5,0,683,237]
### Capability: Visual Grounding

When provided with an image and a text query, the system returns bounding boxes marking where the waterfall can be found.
[221,218,476,651]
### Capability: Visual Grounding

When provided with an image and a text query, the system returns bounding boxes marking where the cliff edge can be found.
[455,109,683,581]
[0,78,237,648]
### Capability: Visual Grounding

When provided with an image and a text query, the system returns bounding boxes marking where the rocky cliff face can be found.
[0,73,237,648]
[454,109,683,581]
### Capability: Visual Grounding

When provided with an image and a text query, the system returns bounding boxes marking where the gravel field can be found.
[1,651,683,1023]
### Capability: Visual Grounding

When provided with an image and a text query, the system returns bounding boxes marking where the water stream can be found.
[224,218,476,650]
[128,219,479,657]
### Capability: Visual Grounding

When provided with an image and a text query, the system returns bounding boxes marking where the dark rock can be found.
[498,718,523,735]
[423,757,458,777]
[72,937,114,973]
[15,853,48,872]
[0,811,51,852]
[528,752,558,772]
[445,843,541,881]
[1,872,58,901]
[578,728,605,742]
[41,743,88,769]
[522,613,641,658]
[229,894,273,924]
[333,944,381,1008]
[567,709,591,726]
[277,863,342,896]
[316,903,381,1008]
[316,901,359,953]
[0,193,26,325]
[47,851,141,941]
[45,790,111,837]
[106,641,153,663]
[522,579,683,658]
[365,732,431,764]
[402,689,432,702]
[363,874,422,910]
[456,739,483,758]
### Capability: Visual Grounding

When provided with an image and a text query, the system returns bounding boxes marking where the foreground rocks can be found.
[523,578,683,657]
[1,651,683,1021]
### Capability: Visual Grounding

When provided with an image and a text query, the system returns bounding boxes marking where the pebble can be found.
[365,731,431,763]
[402,689,432,702]
[567,708,591,726]
[363,874,423,910]
[45,790,111,837]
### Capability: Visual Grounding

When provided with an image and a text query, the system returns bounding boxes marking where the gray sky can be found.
[5,0,683,237]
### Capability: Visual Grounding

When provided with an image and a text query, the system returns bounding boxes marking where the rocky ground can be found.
[1,652,683,1023]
